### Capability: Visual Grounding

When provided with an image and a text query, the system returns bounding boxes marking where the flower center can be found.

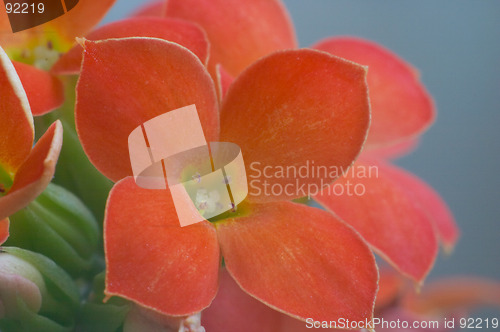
[6,32,70,70]
[31,42,61,70]
[207,200,252,224]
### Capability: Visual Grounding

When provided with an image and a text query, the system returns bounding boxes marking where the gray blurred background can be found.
[103,1,500,281]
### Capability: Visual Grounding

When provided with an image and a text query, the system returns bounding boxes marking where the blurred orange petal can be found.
[13,61,64,115]
[0,47,34,174]
[104,177,220,316]
[363,138,420,160]
[165,0,297,76]
[376,267,406,310]
[0,121,62,220]
[402,278,500,314]
[52,0,116,42]
[315,160,438,283]
[0,10,10,35]
[52,17,209,75]
[220,49,370,202]
[314,37,435,148]
[203,268,282,332]
[216,202,378,322]
[76,38,218,182]
[0,218,8,245]
[215,64,233,102]
[204,268,343,331]
[378,161,459,251]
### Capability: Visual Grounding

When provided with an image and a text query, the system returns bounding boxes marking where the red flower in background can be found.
[0,0,117,117]
[0,0,116,62]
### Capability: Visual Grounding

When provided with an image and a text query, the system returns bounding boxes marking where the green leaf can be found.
[35,183,100,254]
[7,206,96,277]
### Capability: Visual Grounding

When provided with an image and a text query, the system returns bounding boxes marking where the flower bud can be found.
[0,247,79,332]
[0,253,44,319]
[6,182,100,277]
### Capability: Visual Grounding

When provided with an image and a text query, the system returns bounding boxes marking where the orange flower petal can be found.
[0,121,62,221]
[215,64,233,102]
[314,37,435,148]
[0,218,8,245]
[315,160,438,283]
[376,267,406,310]
[215,202,378,322]
[131,1,166,18]
[0,10,10,35]
[220,49,370,202]
[0,47,34,174]
[203,268,282,332]
[165,0,297,77]
[13,61,64,116]
[76,38,219,182]
[104,177,219,316]
[402,278,500,315]
[204,268,340,332]
[51,17,209,75]
[363,138,420,160]
[43,0,116,44]
[377,161,459,251]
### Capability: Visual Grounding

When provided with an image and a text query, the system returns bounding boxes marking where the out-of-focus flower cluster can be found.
[0,0,498,331]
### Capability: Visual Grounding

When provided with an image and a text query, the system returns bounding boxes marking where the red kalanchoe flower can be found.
[0,46,63,242]
[68,0,458,325]
[74,36,378,322]
[159,0,458,283]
